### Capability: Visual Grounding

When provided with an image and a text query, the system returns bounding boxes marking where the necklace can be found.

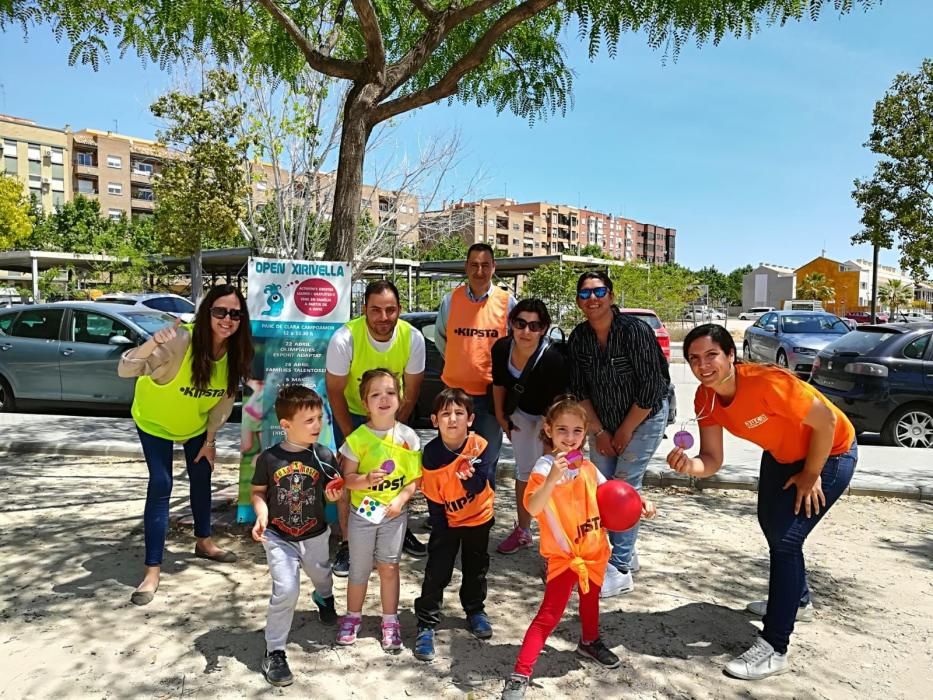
[282,440,340,479]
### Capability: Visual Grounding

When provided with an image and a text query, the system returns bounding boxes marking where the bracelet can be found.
[594,429,606,438]
[205,440,217,448]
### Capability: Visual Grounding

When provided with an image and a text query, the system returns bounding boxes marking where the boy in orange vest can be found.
[413,388,497,661]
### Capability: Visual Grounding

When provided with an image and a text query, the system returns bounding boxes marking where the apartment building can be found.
[421,198,677,263]
[70,128,163,221]
[1,113,71,213]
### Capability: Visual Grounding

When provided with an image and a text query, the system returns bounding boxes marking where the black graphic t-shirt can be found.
[251,443,339,542]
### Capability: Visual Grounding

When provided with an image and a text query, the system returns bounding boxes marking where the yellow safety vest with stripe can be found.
[345,424,422,509]
[343,316,413,416]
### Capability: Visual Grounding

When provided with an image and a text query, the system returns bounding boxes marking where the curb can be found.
[2,443,927,502]
[1,441,242,465]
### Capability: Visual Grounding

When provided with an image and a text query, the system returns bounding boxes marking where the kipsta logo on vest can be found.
[453,327,499,337]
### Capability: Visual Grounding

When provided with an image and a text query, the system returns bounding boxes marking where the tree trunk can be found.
[190,249,203,306]
[323,85,378,263]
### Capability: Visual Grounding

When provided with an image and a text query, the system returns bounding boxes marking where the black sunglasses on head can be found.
[210,307,244,321]
[577,286,610,300]
[512,318,546,332]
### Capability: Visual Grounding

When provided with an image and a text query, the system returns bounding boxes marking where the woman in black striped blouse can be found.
[568,271,671,599]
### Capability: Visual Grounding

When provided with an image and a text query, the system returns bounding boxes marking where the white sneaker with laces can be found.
[725,637,789,680]
[746,600,813,622]
[599,566,634,598]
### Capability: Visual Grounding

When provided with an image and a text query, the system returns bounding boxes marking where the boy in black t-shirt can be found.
[251,385,345,687]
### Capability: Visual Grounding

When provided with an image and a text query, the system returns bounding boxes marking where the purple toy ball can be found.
[380,459,396,474]
[567,450,584,463]
[673,431,694,450]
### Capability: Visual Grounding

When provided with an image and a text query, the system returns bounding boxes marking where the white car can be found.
[891,311,932,323]
[739,306,775,321]
[95,293,196,322]
[683,307,726,322]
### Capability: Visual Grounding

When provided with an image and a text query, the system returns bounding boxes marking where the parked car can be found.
[0,302,176,412]
[401,311,677,427]
[95,292,196,322]
[890,310,932,323]
[783,299,825,312]
[683,307,726,322]
[846,311,890,325]
[738,306,774,321]
[810,322,933,447]
[743,311,850,376]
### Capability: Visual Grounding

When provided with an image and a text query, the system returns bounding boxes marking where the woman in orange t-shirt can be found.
[502,397,655,699]
[667,324,857,682]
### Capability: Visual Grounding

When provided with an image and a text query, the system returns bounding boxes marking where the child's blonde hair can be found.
[358,368,401,404]
[540,394,589,449]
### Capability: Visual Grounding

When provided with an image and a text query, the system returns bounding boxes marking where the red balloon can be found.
[596,480,642,532]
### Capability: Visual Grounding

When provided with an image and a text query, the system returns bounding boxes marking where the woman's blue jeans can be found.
[757,441,857,653]
[137,428,213,566]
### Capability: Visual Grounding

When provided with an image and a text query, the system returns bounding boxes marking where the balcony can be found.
[74,162,98,177]
[130,168,154,183]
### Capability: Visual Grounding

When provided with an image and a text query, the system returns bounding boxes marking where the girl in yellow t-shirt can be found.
[336,369,422,653]
[503,396,655,699]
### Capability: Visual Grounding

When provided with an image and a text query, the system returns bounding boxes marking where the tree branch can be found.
[410,0,439,20]
[376,0,556,122]
[254,0,364,80]
[352,0,386,76]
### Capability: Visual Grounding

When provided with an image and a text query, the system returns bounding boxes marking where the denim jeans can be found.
[137,428,212,566]
[757,441,857,654]
[591,398,669,573]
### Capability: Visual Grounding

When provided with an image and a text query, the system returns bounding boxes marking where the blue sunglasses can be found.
[577,286,610,300]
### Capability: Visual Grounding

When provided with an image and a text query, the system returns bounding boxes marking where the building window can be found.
[4,157,16,175]
[49,147,64,165]
[52,191,65,209]
[107,155,122,169]
[256,181,267,191]
[77,178,96,194]
[133,188,154,201]
[2,139,16,158]
[132,161,153,175]
[30,188,42,210]
[51,163,65,179]
[27,143,41,161]
[107,182,123,195]
[108,208,124,220]
[51,179,65,192]
[28,174,41,189]
[77,151,95,166]
[29,160,40,176]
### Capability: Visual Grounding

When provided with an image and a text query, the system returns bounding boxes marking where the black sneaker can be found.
[313,591,338,626]
[576,638,620,668]
[403,528,427,558]
[332,541,350,577]
[501,673,529,699]
[261,649,294,687]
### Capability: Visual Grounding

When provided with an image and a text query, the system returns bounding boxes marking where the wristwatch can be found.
[205,440,217,448]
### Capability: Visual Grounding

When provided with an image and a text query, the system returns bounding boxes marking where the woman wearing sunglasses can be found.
[118,284,254,605]
[568,272,671,598]
[491,299,569,554]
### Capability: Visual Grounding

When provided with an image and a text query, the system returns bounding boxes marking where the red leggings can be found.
[514,568,601,677]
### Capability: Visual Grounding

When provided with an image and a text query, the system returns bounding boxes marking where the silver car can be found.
[95,292,196,322]
[743,311,850,377]
[0,302,175,412]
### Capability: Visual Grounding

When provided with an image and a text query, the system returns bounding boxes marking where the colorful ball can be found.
[380,459,396,474]
[566,449,584,463]
[673,431,694,450]
[596,480,642,532]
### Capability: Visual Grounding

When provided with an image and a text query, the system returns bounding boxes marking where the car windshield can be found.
[781,314,848,334]
[623,312,661,329]
[123,311,177,335]
[824,329,898,354]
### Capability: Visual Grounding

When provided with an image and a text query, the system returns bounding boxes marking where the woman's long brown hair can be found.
[190,284,253,396]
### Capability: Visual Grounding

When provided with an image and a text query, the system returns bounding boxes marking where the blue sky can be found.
[1,1,930,272]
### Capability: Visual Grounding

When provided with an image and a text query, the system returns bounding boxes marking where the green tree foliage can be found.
[796,272,835,302]
[878,279,914,317]
[0,174,32,249]
[579,243,610,259]
[852,59,933,277]
[612,262,695,322]
[524,262,585,328]
[3,0,877,263]
[727,264,753,305]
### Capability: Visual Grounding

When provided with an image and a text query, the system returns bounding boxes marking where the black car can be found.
[401,311,676,428]
[809,322,933,448]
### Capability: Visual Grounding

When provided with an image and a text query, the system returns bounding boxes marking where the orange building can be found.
[794,256,863,315]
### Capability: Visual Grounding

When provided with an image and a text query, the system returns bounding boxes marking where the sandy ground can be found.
[0,455,930,700]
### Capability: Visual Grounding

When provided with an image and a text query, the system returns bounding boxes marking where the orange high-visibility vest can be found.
[441,285,509,395]
[420,433,494,528]
[524,459,610,593]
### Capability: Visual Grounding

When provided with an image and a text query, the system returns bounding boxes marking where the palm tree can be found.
[878,279,914,317]
[796,272,836,303]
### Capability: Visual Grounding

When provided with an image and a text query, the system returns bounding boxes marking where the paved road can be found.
[1,364,929,499]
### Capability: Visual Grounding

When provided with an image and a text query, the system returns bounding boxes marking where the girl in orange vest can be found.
[502,396,655,699]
